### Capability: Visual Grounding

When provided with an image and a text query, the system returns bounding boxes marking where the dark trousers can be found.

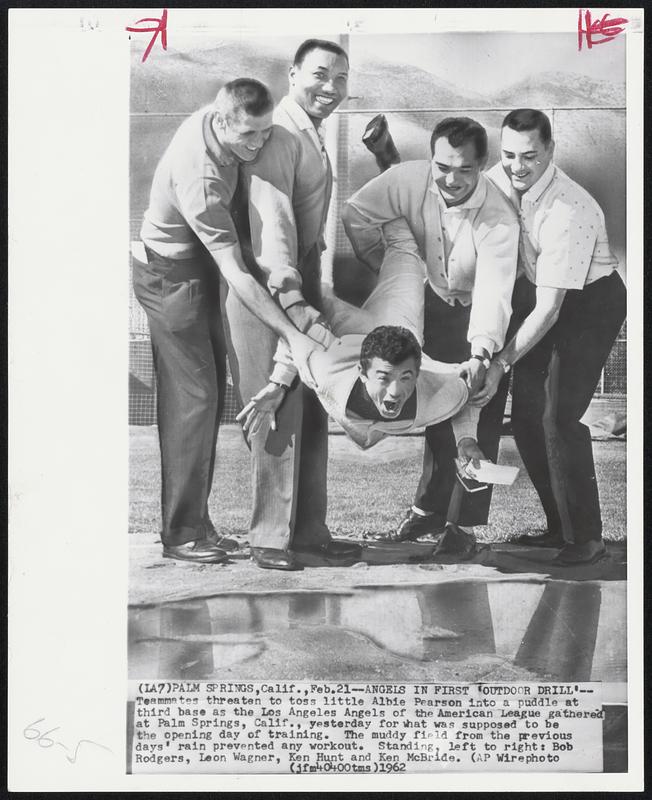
[511,271,626,544]
[412,285,520,527]
[132,246,226,547]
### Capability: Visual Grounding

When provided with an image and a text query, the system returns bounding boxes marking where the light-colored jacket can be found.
[343,161,519,354]
[243,96,332,310]
[307,336,479,450]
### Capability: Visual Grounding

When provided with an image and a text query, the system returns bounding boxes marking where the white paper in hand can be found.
[464,460,520,486]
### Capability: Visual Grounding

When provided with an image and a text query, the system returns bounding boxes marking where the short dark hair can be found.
[293,38,349,67]
[360,326,422,374]
[502,108,552,145]
[220,78,274,118]
[430,117,488,161]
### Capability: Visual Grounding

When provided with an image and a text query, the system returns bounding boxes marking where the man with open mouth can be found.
[237,222,483,473]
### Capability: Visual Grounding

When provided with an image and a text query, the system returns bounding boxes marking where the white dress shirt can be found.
[486,162,618,289]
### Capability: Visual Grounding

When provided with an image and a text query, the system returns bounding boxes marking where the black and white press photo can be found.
[8,7,644,793]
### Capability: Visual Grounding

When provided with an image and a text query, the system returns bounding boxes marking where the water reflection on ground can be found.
[129,578,626,683]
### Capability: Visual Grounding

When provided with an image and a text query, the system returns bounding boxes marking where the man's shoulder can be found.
[552,167,604,216]
[362,160,430,196]
[272,101,307,139]
[389,160,431,180]
[477,173,518,223]
[170,106,209,145]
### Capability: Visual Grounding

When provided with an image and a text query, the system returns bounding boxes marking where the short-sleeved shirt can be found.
[486,162,618,290]
[140,106,239,260]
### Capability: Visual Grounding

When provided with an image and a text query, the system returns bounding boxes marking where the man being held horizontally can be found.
[224,39,361,571]
[134,79,321,565]
[339,117,520,543]
[475,108,626,566]
[239,222,484,491]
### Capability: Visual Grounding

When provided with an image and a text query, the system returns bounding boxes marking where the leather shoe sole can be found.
[251,548,301,571]
[163,540,228,564]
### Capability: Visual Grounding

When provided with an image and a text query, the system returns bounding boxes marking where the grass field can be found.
[130,425,627,544]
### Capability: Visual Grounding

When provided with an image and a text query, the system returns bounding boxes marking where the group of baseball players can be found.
[134,38,626,572]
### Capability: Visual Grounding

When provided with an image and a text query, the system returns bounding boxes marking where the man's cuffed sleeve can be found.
[269,341,298,386]
[468,214,519,352]
[451,403,480,445]
[269,323,336,387]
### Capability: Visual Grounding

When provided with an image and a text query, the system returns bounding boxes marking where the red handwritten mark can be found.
[578,9,628,51]
[126,8,168,63]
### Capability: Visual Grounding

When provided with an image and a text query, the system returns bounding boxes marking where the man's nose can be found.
[445,171,457,185]
[387,381,401,398]
[321,77,336,94]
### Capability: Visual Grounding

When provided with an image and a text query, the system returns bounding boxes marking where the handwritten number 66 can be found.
[23,719,60,748]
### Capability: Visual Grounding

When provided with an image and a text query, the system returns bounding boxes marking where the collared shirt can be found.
[140,106,239,259]
[306,335,479,450]
[486,162,618,289]
[241,95,332,309]
[281,95,329,168]
[343,162,519,355]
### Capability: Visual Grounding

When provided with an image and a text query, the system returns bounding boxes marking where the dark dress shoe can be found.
[251,547,300,571]
[552,541,607,566]
[205,529,240,551]
[163,539,228,564]
[375,509,446,542]
[292,540,362,566]
[433,523,477,558]
[513,530,565,548]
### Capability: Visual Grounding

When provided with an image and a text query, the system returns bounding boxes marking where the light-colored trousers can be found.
[221,247,330,551]
[322,244,426,342]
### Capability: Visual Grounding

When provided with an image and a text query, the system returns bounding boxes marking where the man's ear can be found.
[213,111,226,132]
[357,362,367,382]
[548,139,555,158]
[288,65,297,86]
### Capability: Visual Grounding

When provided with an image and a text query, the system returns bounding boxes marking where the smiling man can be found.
[338,117,519,543]
[133,79,321,565]
[222,39,360,571]
[479,108,626,565]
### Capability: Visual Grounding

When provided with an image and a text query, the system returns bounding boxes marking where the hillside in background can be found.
[349,59,493,109]
[132,40,626,114]
[493,71,625,109]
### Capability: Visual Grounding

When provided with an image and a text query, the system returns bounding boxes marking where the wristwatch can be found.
[471,354,491,369]
[270,380,290,393]
[493,356,511,374]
